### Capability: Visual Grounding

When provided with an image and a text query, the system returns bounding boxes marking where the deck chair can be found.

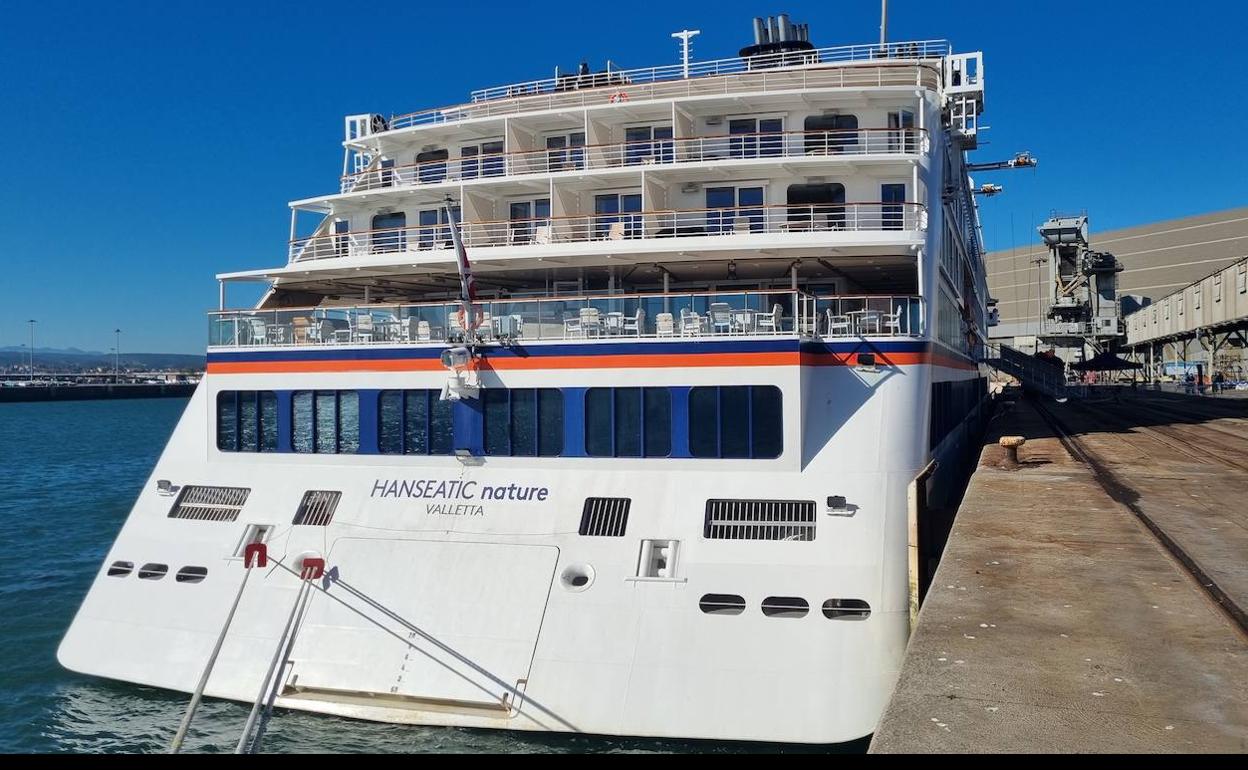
[655,312,674,337]
[756,304,783,334]
[680,308,703,336]
[708,303,732,334]
[826,309,852,336]
[622,308,644,336]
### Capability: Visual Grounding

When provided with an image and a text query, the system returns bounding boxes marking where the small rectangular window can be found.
[689,386,783,459]
[482,389,564,457]
[293,391,359,454]
[586,388,671,457]
[216,391,277,453]
[379,390,452,455]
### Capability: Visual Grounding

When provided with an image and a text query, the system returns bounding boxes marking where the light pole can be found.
[27,319,36,381]
[114,328,122,383]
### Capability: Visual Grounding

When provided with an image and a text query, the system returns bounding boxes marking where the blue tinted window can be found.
[379,390,452,455]
[644,388,672,457]
[614,388,642,457]
[587,387,671,457]
[483,389,563,457]
[217,392,278,453]
[293,391,358,454]
[689,386,783,458]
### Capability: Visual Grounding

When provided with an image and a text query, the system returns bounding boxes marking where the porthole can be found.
[761,596,809,618]
[138,563,169,580]
[560,563,595,592]
[698,594,746,615]
[107,561,134,577]
[175,566,208,584]
[822,598,871,620]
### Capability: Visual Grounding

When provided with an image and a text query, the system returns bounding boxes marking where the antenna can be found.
[880,0,889,48]
[671,29,701,78]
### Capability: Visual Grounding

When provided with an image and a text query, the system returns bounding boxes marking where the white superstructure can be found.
[60,18,992,745]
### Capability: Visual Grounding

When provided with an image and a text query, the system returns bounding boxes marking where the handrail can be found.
[208,291,926,349]
[383,58,944,131]
[340,128,927,193]
[290,201,926,262]
[466,40,949,104]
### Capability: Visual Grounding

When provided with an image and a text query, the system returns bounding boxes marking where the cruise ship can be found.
[60,15,992,745]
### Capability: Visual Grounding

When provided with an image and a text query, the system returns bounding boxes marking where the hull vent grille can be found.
[293,490,342,527]
[169,486,250,522]
[704,499,816,540]
[579,497,631,537]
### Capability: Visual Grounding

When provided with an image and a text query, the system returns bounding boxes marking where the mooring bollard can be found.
[999,435,1026,469]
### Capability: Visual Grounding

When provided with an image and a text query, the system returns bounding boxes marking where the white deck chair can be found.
[756,304,783,334]
[580,307,602,336]
[656,312,675,337]
[416,320,432,342]
[355,315,374,342]
[708,303,732,335]
[563,313,583,338]
[882,309,903,335]
[622,308,644,336]
[606,222,626,241]
[246,318,267,345]
[680,308,703,336]
[826,309,852,336]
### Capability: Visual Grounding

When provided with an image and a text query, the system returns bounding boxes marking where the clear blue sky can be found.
[2,1,1245,353]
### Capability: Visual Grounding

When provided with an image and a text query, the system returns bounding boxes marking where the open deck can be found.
[208,291,924,349]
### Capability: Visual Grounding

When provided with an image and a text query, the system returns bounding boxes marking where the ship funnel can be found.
[739,13,815,60]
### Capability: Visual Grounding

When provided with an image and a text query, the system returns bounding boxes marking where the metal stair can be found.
[983,343,1067,400]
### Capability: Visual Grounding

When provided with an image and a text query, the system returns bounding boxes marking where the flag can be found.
[443,200,477,338]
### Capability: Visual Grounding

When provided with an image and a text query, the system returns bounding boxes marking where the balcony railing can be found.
[341,128,925,193]
[291,202,926,262]
[384,42,946,131]
[209,292,924,349]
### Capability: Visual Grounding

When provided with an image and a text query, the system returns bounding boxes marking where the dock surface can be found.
[870,389,1248,753]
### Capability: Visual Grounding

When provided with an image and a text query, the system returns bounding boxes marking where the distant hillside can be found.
[0,347,204,371]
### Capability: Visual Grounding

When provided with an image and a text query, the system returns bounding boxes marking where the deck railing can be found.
[384,47,945,131]
[341,128,926,193]
[290,202,926,262]
[208,291,924,349]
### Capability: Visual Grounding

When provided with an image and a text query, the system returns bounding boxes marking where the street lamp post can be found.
[27,319,36,382]
[114,328,122,383]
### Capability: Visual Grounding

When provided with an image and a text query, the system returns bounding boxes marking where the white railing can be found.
[469,40,949,102]
[341,128,926,193]
[291,202,926,262]
[209,291,925,349]
[384,43,947,130]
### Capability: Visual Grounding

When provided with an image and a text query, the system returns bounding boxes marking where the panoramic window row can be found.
[216,386,783,459]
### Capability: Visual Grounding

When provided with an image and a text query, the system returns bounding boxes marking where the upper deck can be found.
[366,40,951,136]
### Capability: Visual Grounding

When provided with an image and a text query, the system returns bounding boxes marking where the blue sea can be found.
[0,398,853,754]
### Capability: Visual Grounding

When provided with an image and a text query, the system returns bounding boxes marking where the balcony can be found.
[380,40,948,131]
[290,202,926,263]
[340,128,926,194]
[208,291,924,349]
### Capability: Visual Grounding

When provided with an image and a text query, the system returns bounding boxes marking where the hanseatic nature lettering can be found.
[369,478,550,518]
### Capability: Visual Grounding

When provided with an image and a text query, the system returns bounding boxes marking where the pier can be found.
[0,382,196,402]
[871,387,1248,753]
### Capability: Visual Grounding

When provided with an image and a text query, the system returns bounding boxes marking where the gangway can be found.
[983,343,1067,400]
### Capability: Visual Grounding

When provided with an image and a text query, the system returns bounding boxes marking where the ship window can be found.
[416,206,459,249]
[293,391,359,454]
[378,390,453,455]
[175,566,209,584]
[623,125,674,165]
[545,131,586,170]
[585,388,670,457]
[761,596,809,618]
[785,183,845,230]
[728,117,783,158]
[216,391,278,453]
[593,193,642,239]
[881,183,907,230]
[483,388,563,456]
[138,563,169,580]
[688,386,782,459]
[705,186,764,233]
[699,594,746,615]
[822,598,871,620]
[371,212,406,253]
[107,561,134,577]
[415,148,449,183]
[803,113,858,154]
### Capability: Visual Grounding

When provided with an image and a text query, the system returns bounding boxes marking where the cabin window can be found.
[371,212,406,253]
[623,125,674,165]
[803,113,858,154]
[415,148,449,183]
[786,183,845,230]
[508,198,551,244]
[881,183,906,230]
[887,110,916,152]
[688,386,782,459]
[483,388,564,456]
[728,117,783,158]
[460,139,504,179]
[545,132,586,170]
[705,186,764,233]
[378,390,453,455]
[292,391,359,454]
[593,193,643,239]
[585,388,671,458]
[417,206,458,249]
[216,391,278,453]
